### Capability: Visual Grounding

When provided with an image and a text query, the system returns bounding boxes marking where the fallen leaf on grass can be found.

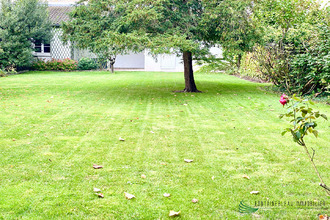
[97,193,104,198]
[192,199,198,203]
[163,193,171,197]
[169,210,181,217]
[93,164,103,169]
[141,174,146,179]
[124,192,135,200]
[242,174,250,180]
[12,138,16,141]
[160,162,167,166]
[250,191,259,195]
[184,159,193,163]
[119,137,125,141]
[93,188,101,192]
[319,214,329,220]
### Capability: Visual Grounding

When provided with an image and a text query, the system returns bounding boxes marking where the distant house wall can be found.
[51,28,72,59]
[115,52,145,69]
[145,52,184,72]
[33,28,72,61]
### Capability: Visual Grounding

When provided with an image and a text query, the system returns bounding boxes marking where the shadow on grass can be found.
[10,71,272,100]
[78,79,268,97]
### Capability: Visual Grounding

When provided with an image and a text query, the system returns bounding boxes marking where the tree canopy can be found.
[0,0,52,70]
[63,0,256,92]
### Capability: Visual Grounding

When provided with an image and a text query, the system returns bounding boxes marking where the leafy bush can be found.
[249,24,330,97]
[279,94,329,196]
[239,52,267,80]
[0,0,51,70]
[289,25,330,96]
[32,58,78,71]
[250,44,291,86]
[78,57,98,70]
[0,65,17,77]
[248,1,329,97]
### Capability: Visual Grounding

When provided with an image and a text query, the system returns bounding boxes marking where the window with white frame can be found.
[34,40,50,54]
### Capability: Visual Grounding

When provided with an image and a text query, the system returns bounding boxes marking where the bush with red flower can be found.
[279,94,329,195]
[32,58,78,71]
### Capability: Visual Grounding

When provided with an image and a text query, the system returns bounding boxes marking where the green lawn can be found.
[0,71,329,219]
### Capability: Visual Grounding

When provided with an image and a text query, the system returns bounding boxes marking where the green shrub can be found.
[0,0,51,70]
[244,24,329,97]
[239,52,267,80]
[32,59,47,71]
[32,58,78,71]
[78,57,98,70]
[249,44,291,87]
[289,25,329,96]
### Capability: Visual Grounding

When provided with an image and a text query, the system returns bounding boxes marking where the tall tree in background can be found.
[200,0,260,70]
[62,3,144,73]
[63,0,256,92]
[0,0,52,70]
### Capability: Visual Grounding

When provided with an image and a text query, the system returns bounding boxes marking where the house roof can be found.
[48,6,72,26]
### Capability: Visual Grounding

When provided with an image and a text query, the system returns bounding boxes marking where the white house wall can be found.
[115,52,145,69]
[144,52,184,72]
[51,28,72,59]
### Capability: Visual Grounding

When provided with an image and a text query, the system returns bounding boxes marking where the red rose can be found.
[279,94,289,106]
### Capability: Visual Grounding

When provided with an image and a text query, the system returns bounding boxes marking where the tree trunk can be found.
[108,57,116,73]
[181,51,200,92]
[110,62,114,73]
[236,53,242,70]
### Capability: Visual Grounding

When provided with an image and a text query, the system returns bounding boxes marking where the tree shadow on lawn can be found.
[73,79,270,101]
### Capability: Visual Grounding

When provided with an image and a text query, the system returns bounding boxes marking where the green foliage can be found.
[248,0,330,96]
[63,0,208,58]
[63,0,259,81]
[32,59,78,71]
[279,93,330,196]
[0,0,52,70]
[62,1,145,71]
[279,94,327,145]
[289,24,330,96]
[77,58,98,70]
[201,0,260,70]
[238,52,266,80]
[251,44,291,85]
[249,23,330,96]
